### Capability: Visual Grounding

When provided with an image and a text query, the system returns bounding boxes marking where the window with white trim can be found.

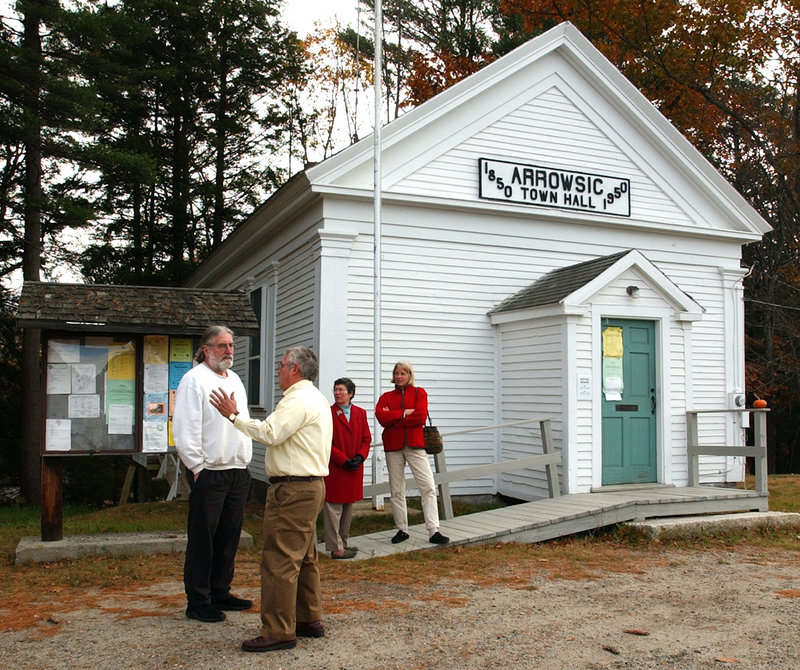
[247,287,263,406]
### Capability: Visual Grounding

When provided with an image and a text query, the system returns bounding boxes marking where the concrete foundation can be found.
[15,530,252,565]
[627,511,800,538]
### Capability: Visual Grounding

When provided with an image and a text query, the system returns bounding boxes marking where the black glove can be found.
[343,454,365,470]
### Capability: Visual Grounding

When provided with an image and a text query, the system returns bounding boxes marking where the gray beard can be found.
[207,356,233,374]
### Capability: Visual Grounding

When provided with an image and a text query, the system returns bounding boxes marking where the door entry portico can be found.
[601,319,658,485]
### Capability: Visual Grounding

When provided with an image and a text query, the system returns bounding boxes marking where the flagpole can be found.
[371,0,385,510]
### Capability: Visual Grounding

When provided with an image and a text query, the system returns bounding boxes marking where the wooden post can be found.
[433,451,454,520]
[119,462,137,505]
[540,419,560,498]
[41,456,63,541]
[753,410,769,495]
[687,411,699,487]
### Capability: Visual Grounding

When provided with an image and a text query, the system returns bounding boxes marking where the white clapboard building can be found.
[186,22,770,500]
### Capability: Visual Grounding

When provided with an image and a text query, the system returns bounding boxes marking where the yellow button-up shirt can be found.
[233,379,332,478]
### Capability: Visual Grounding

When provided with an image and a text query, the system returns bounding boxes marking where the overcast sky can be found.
[282,0,365,36]
[0,1,367,35]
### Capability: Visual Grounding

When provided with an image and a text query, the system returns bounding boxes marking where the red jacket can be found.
[325,403,372,504]
[375,385,427,452]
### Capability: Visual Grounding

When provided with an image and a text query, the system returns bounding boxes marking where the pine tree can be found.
[1,0,101,502]
[79,0,306,285]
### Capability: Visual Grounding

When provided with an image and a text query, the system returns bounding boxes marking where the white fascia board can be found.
[489,303,588,325]
[315,185,764,244]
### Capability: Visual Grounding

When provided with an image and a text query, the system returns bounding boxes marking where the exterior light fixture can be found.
[626,285,640,298]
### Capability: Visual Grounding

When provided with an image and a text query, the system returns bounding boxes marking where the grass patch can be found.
[645,523,800,552]
[0,502,189,566]
[764,474,800,513]
[0,503,43,529]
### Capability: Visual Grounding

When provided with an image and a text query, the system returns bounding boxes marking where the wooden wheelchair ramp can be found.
[324,486,767,561]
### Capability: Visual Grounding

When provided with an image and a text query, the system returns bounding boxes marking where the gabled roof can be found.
[489,250,704,322]
[305,21,769,240]
[17,282,259,335]
[489,251,630,313]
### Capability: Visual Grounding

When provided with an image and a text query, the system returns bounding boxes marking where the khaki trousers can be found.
[260,479,325,640]
[323,501,354,553]
[385,447,440,535]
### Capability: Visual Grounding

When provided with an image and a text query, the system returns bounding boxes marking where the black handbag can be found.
[423,412,443,455]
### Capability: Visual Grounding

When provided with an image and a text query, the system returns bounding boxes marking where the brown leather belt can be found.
[268,475,323,484]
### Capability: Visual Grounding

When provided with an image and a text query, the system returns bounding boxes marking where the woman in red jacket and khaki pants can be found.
[324,378,372,559]
[375,362,449,545]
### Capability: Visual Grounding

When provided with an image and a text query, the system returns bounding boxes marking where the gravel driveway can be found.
[3,542,800,669]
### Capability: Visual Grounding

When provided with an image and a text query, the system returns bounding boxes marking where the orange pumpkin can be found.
[753,398,768,409]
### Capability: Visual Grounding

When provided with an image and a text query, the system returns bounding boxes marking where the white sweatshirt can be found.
[173,362,252,475]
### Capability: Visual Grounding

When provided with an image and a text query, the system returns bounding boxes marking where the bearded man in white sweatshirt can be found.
[173,325,253,623]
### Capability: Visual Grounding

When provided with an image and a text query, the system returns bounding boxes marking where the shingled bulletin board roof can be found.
[17,282,259,335]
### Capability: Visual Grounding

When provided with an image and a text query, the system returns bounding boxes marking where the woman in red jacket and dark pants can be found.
[375,362,449,545]
[324,378,372,559]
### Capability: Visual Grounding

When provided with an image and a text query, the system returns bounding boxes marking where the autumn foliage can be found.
[404,48,490,107]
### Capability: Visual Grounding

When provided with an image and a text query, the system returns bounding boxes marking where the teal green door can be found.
[601,319,657,485]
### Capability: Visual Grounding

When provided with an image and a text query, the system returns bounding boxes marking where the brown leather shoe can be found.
[296,620,325,638]
[241,636,297,653]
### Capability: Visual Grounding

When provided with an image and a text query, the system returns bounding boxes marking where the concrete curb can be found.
[14,530,253,565]
[627,511,800,538]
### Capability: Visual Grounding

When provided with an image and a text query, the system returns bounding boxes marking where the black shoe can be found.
[212,594,253,611]
[331,547,358,559]
[186,604,226,622]
[391,530,409,544]
[429,531,450,544]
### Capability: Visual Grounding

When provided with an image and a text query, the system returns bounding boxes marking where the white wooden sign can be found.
[479,158,630,217]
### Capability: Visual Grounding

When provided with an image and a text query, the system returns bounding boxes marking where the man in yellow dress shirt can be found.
[210,346,332,653]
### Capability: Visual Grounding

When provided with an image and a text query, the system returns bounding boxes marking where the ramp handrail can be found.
[686,408,769,495]
[364,417,561,520]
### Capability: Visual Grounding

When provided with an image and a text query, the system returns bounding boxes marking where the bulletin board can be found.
[42,333,197,455]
